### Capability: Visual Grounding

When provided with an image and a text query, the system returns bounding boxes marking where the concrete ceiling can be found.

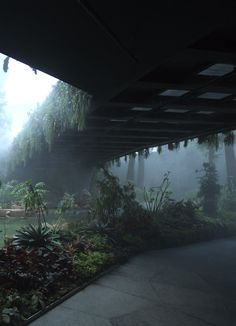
[1,1,236,162]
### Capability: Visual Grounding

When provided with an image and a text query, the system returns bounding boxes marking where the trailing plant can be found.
[6,81,92,171]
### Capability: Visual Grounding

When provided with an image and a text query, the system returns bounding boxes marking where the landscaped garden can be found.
[0,167,236,325]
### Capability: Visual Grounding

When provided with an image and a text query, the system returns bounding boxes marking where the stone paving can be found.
[31,238,236,325]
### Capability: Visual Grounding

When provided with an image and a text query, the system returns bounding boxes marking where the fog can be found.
[0,53,57,154]
[0,52,235,212]
[111,141,229,201]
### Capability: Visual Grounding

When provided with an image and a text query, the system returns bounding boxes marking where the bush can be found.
[73,251,114,279]
[89,169,139,226]
[87,234,112,251]
[0,245,75,292]
[157,199,201,229]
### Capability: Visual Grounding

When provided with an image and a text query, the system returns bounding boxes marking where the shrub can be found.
[158,199,201,229]
[0,245,75,292]
[89,169,140,226]
[73,251,114,279]
[89,169,124,224]
[87,234,112,251]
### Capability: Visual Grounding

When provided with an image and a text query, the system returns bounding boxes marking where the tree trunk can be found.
[137,154,145,188]
[224,143,236,191]
[127,155,135,182]
[208,146,215,166]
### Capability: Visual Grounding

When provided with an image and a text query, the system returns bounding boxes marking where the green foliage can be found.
[157,199,201,229]
[57,193,75,217]
[87,234,112,251]
[121,234,146,249]
[13,224,60,250]
[0,245,75,292]
[7,81,91,170]
[0,243,75,324]
[197,163,221,217]
[76,219,115,239]
[144,172,171,214]
[12,180,47,225]
[90,169,123,224]
[90,169,138,225]
[73,251,114,279]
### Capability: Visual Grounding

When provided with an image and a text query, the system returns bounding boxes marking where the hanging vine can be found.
[7,81,92,170]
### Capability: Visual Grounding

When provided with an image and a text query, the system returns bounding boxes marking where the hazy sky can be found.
[0,53,57,139]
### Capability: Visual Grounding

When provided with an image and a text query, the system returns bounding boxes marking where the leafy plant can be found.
[144,172,171,214]
[57,193,75,217]
[89,169,140,226]
[12,180,48,225]
[158,199,201,229]
[73,251,114,279]
[90,169,124,224]
[13,224,60,250]
[87,234,112,251]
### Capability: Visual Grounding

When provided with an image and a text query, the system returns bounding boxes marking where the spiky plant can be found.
[13,224,60,250]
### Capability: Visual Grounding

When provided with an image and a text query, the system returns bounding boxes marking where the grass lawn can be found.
[0,216,65,247]
[0,218,36,247]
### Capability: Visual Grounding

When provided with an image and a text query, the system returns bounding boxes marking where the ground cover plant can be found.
[0,172,236,325]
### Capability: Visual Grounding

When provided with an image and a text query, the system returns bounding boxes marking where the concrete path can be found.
[31,238,236,326]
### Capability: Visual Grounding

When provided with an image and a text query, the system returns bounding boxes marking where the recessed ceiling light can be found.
[165,108,189,113]
[198,63,234,76]
[197,110,214,115]
[139,120,160,123]
[198,92,231,100]
[110,119,127,122]
[159,89,189,97]
[131,107,152,111]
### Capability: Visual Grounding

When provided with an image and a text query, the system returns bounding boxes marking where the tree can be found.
[197,162,221,217]
[224,143,236,192]
[127,155,135,183]
[137,153,145,188]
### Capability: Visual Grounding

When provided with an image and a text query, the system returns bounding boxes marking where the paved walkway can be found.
[31,238,236,326]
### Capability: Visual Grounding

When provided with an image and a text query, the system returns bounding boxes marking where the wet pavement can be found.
[31,237,236,326]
